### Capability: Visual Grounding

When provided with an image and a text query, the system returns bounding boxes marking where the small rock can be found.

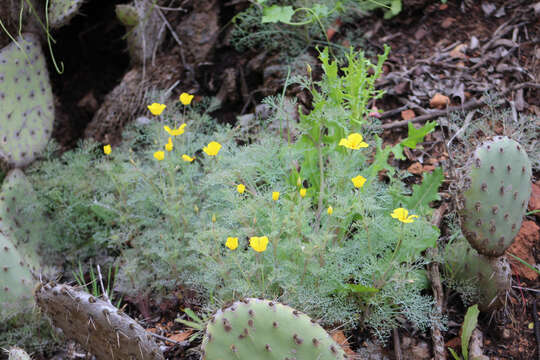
[528,182,540,220]
[429,93,450,109]
[507,221,540,280]
[470,36,479,50]
[481,2,496,16]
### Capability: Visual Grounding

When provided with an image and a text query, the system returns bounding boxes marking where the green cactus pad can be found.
[8,347,32,360]
[202,298,347,360]
[0,33,54,167]
[0,231,36,320]
[35,282,164,360]
[459,136,532,257]
[48,0,84,29]
[0,169,46,271]
[443,237,511,311]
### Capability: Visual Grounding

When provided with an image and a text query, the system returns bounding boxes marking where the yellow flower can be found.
[391,208,419,223]
[250,236,269,253]
[212,214,216,223]
[299,188,307,198]
[103,144,111,155]
[237,184,245,194]
[272,191,280,201]
[225,237,238,250]
[339,133,369,150]
[153,151,165,161]
[182,154,195,162]
[147,103,166,115]
[327,206,333,215]
[203,141,222,156]
[179,92,194,105]
[164,123,186,136]
[351,175,367,188]
[165,137,173,152]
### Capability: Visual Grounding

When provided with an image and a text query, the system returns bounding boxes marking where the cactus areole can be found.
[459,136,532,257]
[202,298,347,360]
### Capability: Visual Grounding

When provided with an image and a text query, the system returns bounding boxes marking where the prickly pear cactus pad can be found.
[7,347,32,360]
[0,169,45,270]
[47,0,84,29]
[0,231,36,320]
[0,33,54,168]
[443,237,511,311]
[202,298,347,360]
[459,136,532,257]
[35,282,164,360]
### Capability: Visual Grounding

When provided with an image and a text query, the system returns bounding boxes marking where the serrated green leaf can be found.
[462,304,480,360]
[311,4,330,18]
[402,167,443,212]
[261,5,294,24]
[401,121,437,149]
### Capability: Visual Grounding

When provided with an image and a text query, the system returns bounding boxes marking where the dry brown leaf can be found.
[331,330,355,356]
[407,162,424,175]
[167,330,193,344]
[429,93,450,109]
[401,109,416,120]
[450,44,468,59]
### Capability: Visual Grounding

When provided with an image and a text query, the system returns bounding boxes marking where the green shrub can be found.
[26,47,441,342]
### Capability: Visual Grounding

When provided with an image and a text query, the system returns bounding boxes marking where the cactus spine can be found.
[202,298,347,360]
[35,282,164,360]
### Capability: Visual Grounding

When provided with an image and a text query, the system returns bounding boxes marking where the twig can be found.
[380,82,540,130]
[427,203,448,360]
[149,332,189,346]
[393,328,403,360]
[96,264,111,305]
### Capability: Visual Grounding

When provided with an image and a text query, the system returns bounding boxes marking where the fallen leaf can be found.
[167,330,193,344]
[401,109,415,120]
[439,3,448,10]
[331,330,355,356]
[429,93,450,109]
[423,165,436,172]
[441,17,455,29]
[407,162,424,175]
[507,221,540,280]
[450,44,468,59]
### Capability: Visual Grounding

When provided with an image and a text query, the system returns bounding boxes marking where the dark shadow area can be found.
[48,0,130,149]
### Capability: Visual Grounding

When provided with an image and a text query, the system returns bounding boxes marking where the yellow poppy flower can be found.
[153,151,165,161]
[339,133,369,150]
[299,188,307,198]
[237,184,245,194]
[203,141,222,156]
[272,192,279,201]
[327,206,333,215]
[391,208,419,223]
[165,137,173,152]
[103,144,111,155]
[147,103,166,115]
[225,237,238,250]
[182,154,195,162]
[250,236,269,253]
[179,92,194,105]
[164,123,186,136]
[351,175,367,188]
